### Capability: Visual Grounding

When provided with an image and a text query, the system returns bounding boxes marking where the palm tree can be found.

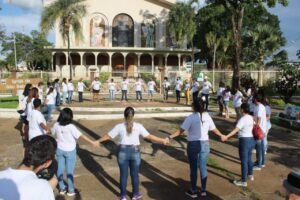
[41,0,87,79]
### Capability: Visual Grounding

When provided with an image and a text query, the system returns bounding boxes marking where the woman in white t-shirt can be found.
[216,82,225,116]
[184,80,191,105]
[61,78,68,105]
[108,78,116,101]
[175,77,182,103]
[67,79,74,104]
[90,77,101,102]
[223,86,232,119]
[162,77,170,102]
[233,88,243,122]
[168,98,224,198]
[223,103,255,187]
[51,108,99,196]
[134,78,143,102]
[263,99,271,154]
[45,87,56,122]
[120,77,129,101]
[98,107,168,200]
[77,78,87,103]
[147,79,156,102]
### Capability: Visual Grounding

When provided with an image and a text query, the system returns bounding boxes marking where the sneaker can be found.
[59,189,66,195]
[185,190,198,198]
[262,164,265,168]
[200,191,207,197]
[253,166,262,171]
[67,191,76,197]
[120,195,127,200]
[248,175,254,181]
[233,180,247,187]
[132,193,142,200]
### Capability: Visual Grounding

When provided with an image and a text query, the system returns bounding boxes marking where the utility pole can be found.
[13,33,17,71]
[212,42,216,91]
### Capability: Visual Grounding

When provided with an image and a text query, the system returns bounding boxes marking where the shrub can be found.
[99,72,111,84]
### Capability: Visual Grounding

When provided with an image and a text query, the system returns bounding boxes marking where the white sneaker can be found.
[262,165,265,168]
[253,166,262,171]
[233,180,247,187]
[248,175,254,181]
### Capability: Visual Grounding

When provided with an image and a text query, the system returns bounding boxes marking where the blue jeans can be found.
[56,92,60,106]
[255,139,265,167]
[109,90,115,101]
[199,141,209,192]
[187,141,201,192]
[239,137,255,182]
[117,146,141,196]
[68,91,73,103]
[121,90,128,101]
[201,93,209,110]
[46,104,55,121]
[56,148,77,192]
[136,91,142,100]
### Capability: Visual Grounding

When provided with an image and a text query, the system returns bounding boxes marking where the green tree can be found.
[267,50,288,66]
[297,50,300,59]
[206,0,288,89]
[167,0,197,75]
[0,31,52,70]
[41,0,87,79]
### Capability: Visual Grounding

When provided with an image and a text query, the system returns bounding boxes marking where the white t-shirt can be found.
[25,97,35,121]
[175,80,182,91]
[147,81,156,91]
[28,110,46,141]
[62,82,68,92]
[0,168,54,200]
[236,114,254,138]
[54,82,60,93]
[38,87,43,101]
[223,91,231,101]
[265,105,272,131]
[200,112,216,141]
[108,82,116,91]
[78,82,86,92]
[246,88,252,97]
[233,90,243,108]
[163,80,170,89]
[67,83,74,91]
[121,80,129,90]
[202,81,212,94]
[185,83,191,91]
[254,103,267,134]
[134,81,142,91]
[191,82,200,93]
[92,80,101,90]
[217,87,225,97]
[46,93,56,105]
[108,122,150,145]
[51,123,82,151]
[181,113,202,141]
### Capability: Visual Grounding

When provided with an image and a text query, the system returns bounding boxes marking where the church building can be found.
[44,0,196,80]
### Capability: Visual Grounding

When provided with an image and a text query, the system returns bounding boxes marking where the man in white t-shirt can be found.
[162,77,170,101]
[121,77,129,101]
[191,78,200,103]
[253,93,267,170]
[28,99,48,141]
[147,79,156,102]
[201,76,213,110]
[134,78,143,102]
[67,79,74,104]
[108,78,116,101]
[175,77,182,103]
[62,78,68,105]
[77,78,87,103]
[0,135,57,200]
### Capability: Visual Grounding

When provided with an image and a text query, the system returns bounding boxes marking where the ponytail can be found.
[124,107,135,134]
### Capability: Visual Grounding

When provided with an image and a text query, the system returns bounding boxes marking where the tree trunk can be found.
[191,43,195,78]
[231,7,244,89]
[67,32,73,79]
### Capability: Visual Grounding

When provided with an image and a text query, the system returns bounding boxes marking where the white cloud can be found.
[4,0,43,10]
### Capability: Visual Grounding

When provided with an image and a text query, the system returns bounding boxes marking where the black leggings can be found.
[176,90,180,103]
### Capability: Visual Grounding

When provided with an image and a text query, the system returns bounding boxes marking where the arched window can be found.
[141,16,156,47]
[90,14,108,47]
[112,14,134,47]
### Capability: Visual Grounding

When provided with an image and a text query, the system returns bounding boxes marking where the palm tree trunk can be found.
[67,32,73,79]
[191,43,195,78]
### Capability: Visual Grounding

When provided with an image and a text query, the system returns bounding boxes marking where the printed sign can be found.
[197,72,204,82]
[0,78,41,91]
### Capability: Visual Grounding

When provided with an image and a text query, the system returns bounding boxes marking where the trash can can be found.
[283,172,300,200]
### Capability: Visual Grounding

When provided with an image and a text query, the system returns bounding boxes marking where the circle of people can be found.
[0,77,271,200]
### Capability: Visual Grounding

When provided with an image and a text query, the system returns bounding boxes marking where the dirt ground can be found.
[0,114,299,200]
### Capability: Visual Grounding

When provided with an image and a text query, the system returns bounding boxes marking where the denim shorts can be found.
[223,100,229,106]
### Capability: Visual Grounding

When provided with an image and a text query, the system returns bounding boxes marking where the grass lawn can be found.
[0,96,18,108]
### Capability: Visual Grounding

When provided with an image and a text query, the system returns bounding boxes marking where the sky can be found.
[0,0,299,61]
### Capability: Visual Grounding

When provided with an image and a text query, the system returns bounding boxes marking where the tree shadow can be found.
[210,148,240,165]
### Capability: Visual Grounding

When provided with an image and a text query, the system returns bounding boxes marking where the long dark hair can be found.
[27,87,39,103]
[124,107,135,134]
[23,83,32,97]
[57,108,73,126]
[192,97,205,123]
[47,87,54,95]
[240,103,250,114]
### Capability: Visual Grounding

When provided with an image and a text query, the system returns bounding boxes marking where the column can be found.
[151,54,154,75]
[137,53,141,77]
[108,53,113,73]
[178,54,181,72]
[51,52,55,71]
[122,53,128,77]
[165,54,168,70]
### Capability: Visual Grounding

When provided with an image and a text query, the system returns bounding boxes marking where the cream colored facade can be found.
[45,0,196,80]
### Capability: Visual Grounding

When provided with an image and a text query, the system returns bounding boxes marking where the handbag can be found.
[252,120,264,140]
